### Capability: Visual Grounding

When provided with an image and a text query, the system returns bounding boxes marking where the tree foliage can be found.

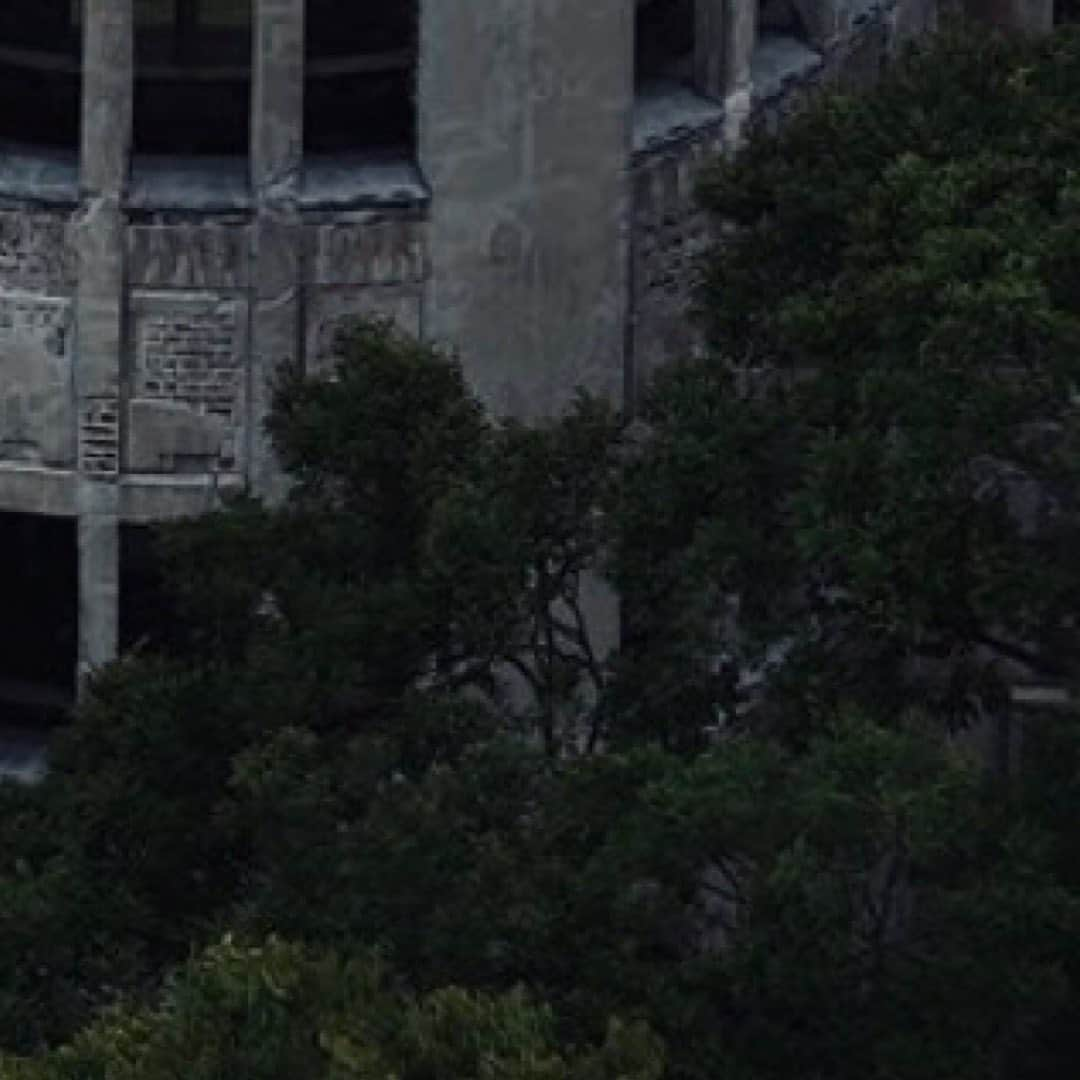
[616,26,1080,742]
[0,937,663,1080]
[7,25,1080,1080]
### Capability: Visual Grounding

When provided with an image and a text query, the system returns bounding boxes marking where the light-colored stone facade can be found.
[0,0,1051,686]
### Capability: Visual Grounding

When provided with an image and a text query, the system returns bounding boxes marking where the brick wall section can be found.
[78,397,119,475]
[135,306,243,424]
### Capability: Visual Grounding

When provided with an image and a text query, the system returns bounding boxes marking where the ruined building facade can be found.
[0,0,1049,702]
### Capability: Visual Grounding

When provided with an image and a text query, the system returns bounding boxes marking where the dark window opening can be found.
[0,512,76,725]
[0,1,81,148]
[304,1,418,155]
[635,0,695,88]
[134,0,251,155]
[120,525,186,658]
[758,0,810,41]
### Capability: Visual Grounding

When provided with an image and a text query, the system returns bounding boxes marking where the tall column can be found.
[250,0,305,501]
[695,0,754,147]
[419,0,632,420]
[419,0,630,724]
[75,0,133,681]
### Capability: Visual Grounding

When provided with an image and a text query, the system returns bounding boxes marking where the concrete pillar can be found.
[695,0,753,146]
[250,0,305,500]
[419,0,633,420]
[75,0,133,680]
[419,0,628,730]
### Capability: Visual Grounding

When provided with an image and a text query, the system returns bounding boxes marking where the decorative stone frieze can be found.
[127,224,251,290]
[307,216,428,287]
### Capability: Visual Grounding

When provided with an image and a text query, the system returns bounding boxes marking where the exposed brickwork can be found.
[134,302,244,426]
[78,396,120,476]
[0,210,76,291]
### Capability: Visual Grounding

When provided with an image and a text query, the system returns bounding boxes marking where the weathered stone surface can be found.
[0,211,77,290]
[127,223,251,290]
[307,216,427,287]
[127,292,248,473]
[0,292,74,467]
[127,400,230,475]
[419,0,632,420]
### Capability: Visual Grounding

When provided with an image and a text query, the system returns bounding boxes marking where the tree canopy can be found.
[6,23,1080,1080]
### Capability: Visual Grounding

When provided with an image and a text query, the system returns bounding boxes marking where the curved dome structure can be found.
[0,0,967,710]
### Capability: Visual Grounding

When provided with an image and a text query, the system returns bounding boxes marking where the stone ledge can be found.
[119,472,246,523]
[751,33,824,103]
[0,464,76,516]
[301,153,430,211]
[0,141,79,207]
[128,155,251,214]
[632,81,726,160]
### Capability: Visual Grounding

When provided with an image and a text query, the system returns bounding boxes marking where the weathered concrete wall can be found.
[0,0,957,684]
[418,0,633,419]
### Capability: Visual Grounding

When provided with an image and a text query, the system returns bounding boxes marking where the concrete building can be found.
[0,0,1051,712]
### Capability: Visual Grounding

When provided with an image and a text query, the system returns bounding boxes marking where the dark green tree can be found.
[616,26,1080,746]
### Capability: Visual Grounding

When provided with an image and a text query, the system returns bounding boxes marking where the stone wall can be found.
[0,0,952,681]
[0,209,76,470]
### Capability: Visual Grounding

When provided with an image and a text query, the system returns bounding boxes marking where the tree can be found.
[0,936,663,1080]
[10,27,1080,1080]
[154,319,619,752]
[615,25,1080,746]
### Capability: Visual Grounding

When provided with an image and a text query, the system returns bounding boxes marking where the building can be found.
[0,0,1049,711]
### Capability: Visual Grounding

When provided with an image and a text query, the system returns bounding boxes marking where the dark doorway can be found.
[0,511,76,725]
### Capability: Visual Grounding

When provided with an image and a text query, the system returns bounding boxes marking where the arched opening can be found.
[304,0,418,155]
[635,0,696,88]
[134,0,251,156]
[0,1,81,149]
